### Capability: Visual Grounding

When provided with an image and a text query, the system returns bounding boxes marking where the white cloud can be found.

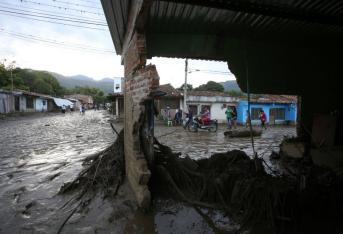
[0,0,235,86]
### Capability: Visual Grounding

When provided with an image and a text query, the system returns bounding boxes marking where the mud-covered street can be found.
[0,111,118,233]
[155,124,296,173]
[0,113,296,233]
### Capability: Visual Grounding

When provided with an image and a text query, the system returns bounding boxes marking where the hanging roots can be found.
[57,130,125,234]
[59,130,125,197]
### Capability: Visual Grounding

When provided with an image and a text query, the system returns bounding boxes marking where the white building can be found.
[113,77,124,93]
[186,90,239,123]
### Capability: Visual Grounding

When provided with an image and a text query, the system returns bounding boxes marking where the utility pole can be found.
[8,61,15,92]
[10,68,13,91]
[183,58,188,111]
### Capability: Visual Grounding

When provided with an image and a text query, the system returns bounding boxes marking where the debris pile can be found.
[59,130,125,197]
[153,138,343,233]
[224,128,262,137]
[58,131,343,233]
[57,130,125,233]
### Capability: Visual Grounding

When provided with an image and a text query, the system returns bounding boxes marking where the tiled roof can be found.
[242,95,297,104]
[158,84,181,97]
[187,90,233,97]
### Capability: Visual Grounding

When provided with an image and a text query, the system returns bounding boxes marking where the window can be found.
[26,97,34,109]
[251,108,262,120]
[270,108,285,120]
[42,100,46,106]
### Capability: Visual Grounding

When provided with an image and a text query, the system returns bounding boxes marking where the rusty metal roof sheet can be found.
[158,84,181,97]
[102,0,343,57]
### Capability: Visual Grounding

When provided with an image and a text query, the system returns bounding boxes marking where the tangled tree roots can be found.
[57,130,125,233]
[59,130,125,197]
[153,138,343,233]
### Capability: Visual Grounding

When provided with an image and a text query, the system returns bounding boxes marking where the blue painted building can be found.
[237,95,297,125]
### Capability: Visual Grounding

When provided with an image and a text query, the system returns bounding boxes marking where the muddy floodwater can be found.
[0,112,296,233]
[155,124,296,173]
[0,111,117,233]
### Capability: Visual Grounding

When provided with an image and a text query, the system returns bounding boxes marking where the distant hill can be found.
[50,72,119,94]
[220,80,241,91]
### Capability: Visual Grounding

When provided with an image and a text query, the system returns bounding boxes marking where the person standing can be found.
[183,107,193,129]
[225,106,233,129]
[232,106,237,129]
[259,109,267,129]
[61,105,66,114]
[245,110,251,128]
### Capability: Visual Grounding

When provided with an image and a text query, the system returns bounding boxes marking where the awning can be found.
[53,98,74,107]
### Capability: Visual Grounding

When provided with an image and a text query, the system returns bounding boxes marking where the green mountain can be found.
[50,72,119,94]
[220,80,241,91]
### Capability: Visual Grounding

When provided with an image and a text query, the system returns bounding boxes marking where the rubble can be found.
[152,137,343,233]
[224,128,262,138]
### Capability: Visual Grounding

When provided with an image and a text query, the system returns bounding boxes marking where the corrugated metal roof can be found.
[102,0,343,57]
[241,94,297,104]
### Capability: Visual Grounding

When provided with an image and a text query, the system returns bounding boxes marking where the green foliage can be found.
[178,84,193,91]
[0,62,64,96]
[226,90,245,97]
[195,81,224,92]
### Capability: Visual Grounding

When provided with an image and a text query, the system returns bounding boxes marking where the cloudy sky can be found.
[0,0,235,88]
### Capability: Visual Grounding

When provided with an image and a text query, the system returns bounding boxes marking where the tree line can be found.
[0,61,106,104]
[179,81,245,97]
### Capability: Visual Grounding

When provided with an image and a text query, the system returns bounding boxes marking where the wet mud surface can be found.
[0,113,295,233]
[0,111,121,233]
[155,124,296,173]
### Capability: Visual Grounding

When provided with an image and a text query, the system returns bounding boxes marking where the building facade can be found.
[0,89,73,114]
[186,90,239,123]
[237,95,297,125]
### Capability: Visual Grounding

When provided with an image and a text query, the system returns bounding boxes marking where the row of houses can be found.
[0,89,94,114]
[110,84,297,125]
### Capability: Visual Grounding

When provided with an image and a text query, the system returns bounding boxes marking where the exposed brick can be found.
[122,31,160,209]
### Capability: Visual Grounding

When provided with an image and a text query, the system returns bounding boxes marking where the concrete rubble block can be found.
[280,142,305,158]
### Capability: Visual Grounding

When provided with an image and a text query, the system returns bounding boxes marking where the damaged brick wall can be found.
[123,31,159,207]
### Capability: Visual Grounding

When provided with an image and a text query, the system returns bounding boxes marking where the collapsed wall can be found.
[122,31,159,208]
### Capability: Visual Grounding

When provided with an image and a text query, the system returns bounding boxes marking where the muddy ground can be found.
[155,124,296,174]
[0,112,295,233]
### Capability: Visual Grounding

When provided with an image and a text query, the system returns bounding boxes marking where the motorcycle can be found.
[187,116,218,132]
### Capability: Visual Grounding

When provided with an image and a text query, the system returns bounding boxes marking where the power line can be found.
[0,6,107,25]
[19,0,104,16]
[0,28,115,54]
[50,0,103,10]
[0,2,106,22]
[0,11,108,30]
[0,28,114,52]
[189,68,233,75]
[76,0,102,4]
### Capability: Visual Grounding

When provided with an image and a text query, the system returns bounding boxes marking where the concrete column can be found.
[115,97,119,117]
